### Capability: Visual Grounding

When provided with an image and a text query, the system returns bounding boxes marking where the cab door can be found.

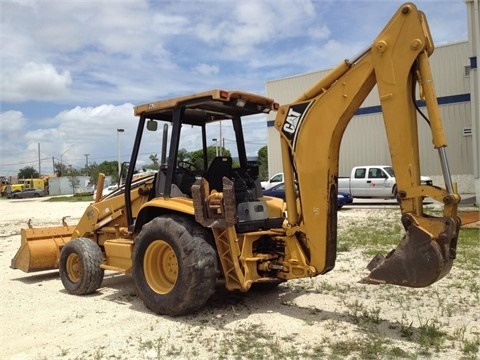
[349,167,369,196]
[366,167,390,197]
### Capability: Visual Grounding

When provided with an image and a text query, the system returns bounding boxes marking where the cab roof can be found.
[134,89,277,126]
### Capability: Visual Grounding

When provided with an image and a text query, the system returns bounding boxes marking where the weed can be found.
[453,324,468,342]
[343,299,381,329]
[416,316,446,353]
[57,346,69,356]
[93,348,104,360]
[462,335,480,358]
[337,240,351,252]
[330,335,391,359]
[388,346,414,359]
[398,313,414,340]
[137,333,182,359]
[469,280,480,303]
[433,286,457,316]
[216,323,311,359]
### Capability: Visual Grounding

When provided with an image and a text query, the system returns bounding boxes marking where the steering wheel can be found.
[177,161,197,173]
[176,161,198,196]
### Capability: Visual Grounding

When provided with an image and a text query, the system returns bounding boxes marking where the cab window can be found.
[354,168,366,178]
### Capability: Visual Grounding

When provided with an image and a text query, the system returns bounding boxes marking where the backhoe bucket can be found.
[362,217,459,287]
[11,225,73,272]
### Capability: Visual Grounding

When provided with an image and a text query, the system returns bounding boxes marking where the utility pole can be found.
[38,143,41,176]
[84,154,89,175]
[117,129,125,185]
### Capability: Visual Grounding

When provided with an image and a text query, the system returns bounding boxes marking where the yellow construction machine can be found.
[11,3,460,316]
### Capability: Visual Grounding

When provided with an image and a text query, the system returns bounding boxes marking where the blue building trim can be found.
[267,93,471,127]
[355,93,471,115]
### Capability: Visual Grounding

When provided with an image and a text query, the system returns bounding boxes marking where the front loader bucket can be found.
[11,226,73,273]
[362,217,460,288]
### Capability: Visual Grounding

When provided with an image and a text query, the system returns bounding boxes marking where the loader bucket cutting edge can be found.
[10,226,73,273]
[361,223,457,288]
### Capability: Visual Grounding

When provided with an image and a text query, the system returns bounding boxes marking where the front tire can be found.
[132,216,217,316]
[59,238,104,295]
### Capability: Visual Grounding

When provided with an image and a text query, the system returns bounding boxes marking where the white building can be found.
[265,1,479,204]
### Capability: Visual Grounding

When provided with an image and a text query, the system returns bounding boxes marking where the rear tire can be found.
[132,216,217,316]
[59,238,104,295]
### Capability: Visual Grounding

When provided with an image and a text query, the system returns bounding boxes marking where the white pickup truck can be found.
[338,165,433,199]
[261,173,284,190]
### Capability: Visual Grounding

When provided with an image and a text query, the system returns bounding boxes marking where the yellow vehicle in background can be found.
[5,177,49,198]
[0,177,10,197]
[11,3,460,316]
[21,177,48,191]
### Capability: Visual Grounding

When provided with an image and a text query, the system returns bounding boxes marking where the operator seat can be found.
[204,156,232,192]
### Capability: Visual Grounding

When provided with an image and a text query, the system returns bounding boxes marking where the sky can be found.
[0,0,468,178]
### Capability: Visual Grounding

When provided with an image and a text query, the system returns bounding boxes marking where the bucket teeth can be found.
[361,224,454,288]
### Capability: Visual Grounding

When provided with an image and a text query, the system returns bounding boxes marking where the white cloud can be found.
[192,0,320,58]
[0,110,25,133]
[0,103,137,175]
[2,62,72,102]
[194,64,219,76]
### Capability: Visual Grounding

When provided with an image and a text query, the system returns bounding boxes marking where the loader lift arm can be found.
[275,2,460,287]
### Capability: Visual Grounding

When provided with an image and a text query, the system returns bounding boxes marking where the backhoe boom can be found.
[274,2,460,286]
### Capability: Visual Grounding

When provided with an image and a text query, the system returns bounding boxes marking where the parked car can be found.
[93,185,118,198]
[263,182,353,209]
[337,191,354,208]
[11,188,45,199]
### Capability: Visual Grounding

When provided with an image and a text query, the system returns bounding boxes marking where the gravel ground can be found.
[1,197,478,360]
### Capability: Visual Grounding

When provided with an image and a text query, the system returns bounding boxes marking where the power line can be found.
[0,157,51,167]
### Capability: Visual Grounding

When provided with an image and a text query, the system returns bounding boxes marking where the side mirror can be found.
[146,120,158,131]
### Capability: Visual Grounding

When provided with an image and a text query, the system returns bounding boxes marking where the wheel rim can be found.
[144,240,178,294]
[66,253,81,283]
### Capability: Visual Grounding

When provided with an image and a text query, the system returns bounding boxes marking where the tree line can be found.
[15,145,270,186]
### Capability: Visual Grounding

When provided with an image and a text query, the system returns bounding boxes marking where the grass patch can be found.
[462,335,480,359]
[44,194,93,202]
[416,317,446,354]
[455,228,480,270]
[338,211,403,254]
[138,333,183,358]
[215,323,311,359]
[330,335,395,359]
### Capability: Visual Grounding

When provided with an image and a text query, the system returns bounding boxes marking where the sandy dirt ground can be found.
[0,198,478,360]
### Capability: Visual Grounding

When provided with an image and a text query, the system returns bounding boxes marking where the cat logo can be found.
[281,102,311,144]
[283,108,301,135]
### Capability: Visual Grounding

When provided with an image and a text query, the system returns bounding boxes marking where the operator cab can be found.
[124,89,280,229]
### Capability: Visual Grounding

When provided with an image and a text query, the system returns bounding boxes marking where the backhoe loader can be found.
[11,3,460,316]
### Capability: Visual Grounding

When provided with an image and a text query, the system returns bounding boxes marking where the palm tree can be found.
[149,154,159,168]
